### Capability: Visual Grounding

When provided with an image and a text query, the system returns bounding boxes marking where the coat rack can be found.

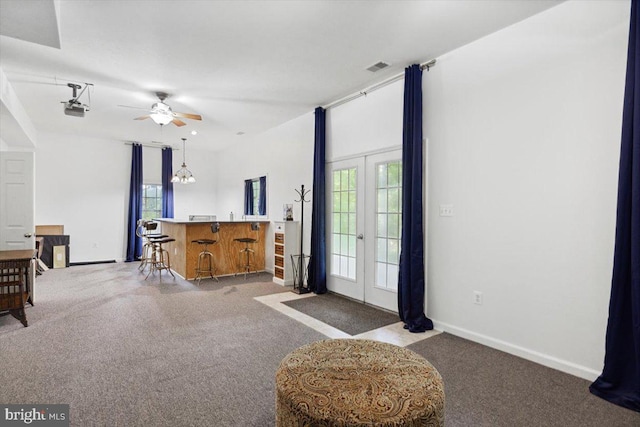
[291,185,311,294]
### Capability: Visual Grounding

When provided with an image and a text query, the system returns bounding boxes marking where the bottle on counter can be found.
[230,211,234,221]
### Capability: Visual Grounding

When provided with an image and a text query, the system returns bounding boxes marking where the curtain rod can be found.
[322,59,436,110]
[123,141,178,150]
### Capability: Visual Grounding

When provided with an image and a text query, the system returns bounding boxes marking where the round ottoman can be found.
[275,339,445,427]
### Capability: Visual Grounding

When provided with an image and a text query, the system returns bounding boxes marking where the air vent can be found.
[366,61,390,72]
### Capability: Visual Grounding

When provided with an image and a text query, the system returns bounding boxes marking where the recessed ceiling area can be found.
[0,0,563,152]
[0,0,60,49]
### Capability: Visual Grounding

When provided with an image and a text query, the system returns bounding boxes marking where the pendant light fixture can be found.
[171,137,196,184]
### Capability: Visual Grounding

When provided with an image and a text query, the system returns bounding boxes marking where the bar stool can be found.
[234,222,260,278]
[146,236,175,280]
[136,220,167,272]
[191,223,220,284]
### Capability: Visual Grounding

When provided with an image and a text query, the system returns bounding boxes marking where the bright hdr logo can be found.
[1,405,69,426]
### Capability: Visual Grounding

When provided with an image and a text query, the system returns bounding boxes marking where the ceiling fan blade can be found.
[118,104,149,111]
[134,115,151,121]
[173,111,202,120]
[172,118,187,127]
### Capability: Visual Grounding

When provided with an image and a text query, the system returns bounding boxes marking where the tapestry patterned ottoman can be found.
[275,339,445,426]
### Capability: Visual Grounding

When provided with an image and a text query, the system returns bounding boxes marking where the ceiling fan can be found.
[122,92,202,127]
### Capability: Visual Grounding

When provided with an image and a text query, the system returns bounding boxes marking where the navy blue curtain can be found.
[590,0,640,412]
[398,64,433,333]
[308,107,327,294]
[161,147,174,218]
[244,179,254,215]
[125,144,143,262]
[258,176,267,215]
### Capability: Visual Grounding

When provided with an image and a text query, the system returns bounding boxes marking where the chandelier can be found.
[171,138,195,184]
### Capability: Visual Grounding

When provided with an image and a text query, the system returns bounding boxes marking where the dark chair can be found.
[191,223,220,284]
[234,222,260,278]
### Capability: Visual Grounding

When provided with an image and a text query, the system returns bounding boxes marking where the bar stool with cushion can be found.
[234,222,260,278]
[191,223,220,284]
[145,236,175,280]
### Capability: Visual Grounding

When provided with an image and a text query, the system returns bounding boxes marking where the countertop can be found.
[154,218,270,224]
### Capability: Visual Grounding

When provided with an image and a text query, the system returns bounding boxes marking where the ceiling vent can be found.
[366,61,391,72]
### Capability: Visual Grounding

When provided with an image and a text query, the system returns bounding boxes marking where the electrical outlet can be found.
[439,204,454,217]
[473,291,483,305]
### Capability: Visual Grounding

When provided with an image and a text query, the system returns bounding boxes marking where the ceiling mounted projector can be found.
[64,102,88,117]
[62,82,92,118]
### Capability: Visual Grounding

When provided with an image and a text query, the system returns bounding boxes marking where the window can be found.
[244,176,267,216]
[252,180,260,215]
[142,184,162,220]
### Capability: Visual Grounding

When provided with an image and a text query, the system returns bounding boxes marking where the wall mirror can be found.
[244,176,267,216]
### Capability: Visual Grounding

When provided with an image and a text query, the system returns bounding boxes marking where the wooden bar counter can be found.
[155,219,268,280]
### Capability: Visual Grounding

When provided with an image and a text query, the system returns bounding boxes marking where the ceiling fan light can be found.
[150,112,173,125]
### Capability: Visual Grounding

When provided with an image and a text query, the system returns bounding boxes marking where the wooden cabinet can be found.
[273,221,298,286]
[0,250,35,327]
[155,219,267,280]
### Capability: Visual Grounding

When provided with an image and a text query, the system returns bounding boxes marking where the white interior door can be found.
[0,151,35,250]
[327,158,365,301]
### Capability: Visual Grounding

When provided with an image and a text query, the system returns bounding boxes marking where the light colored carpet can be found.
[1,263,638,426]
[408,333,640,426]
[0,263,325,426]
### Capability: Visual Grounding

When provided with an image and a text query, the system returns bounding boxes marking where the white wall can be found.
[35,134,130,262]
[326,80,403,161]
[213,112,315,271]
[33,134,219,262]
[425,0,629,379]
[171,144,218,220]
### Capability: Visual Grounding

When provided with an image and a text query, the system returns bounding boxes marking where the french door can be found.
[327,157,365,301]
[327,150,402,312]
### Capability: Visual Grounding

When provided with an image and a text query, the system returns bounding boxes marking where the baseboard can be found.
[69,260,117,266]
[432,320,601,381]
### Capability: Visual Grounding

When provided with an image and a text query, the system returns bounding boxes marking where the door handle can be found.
[357,234,364,240]
[24,233,33,238]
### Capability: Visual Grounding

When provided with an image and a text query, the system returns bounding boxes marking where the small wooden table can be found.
[275,339,445,426]
[0,249,35,327]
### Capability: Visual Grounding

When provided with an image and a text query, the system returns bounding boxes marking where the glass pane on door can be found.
[331,167,357,280]
[375,160,402,290]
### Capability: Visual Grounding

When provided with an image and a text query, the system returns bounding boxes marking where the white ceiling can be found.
[0,0,562,152]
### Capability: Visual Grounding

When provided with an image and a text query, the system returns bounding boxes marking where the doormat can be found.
[282,293,399,336]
